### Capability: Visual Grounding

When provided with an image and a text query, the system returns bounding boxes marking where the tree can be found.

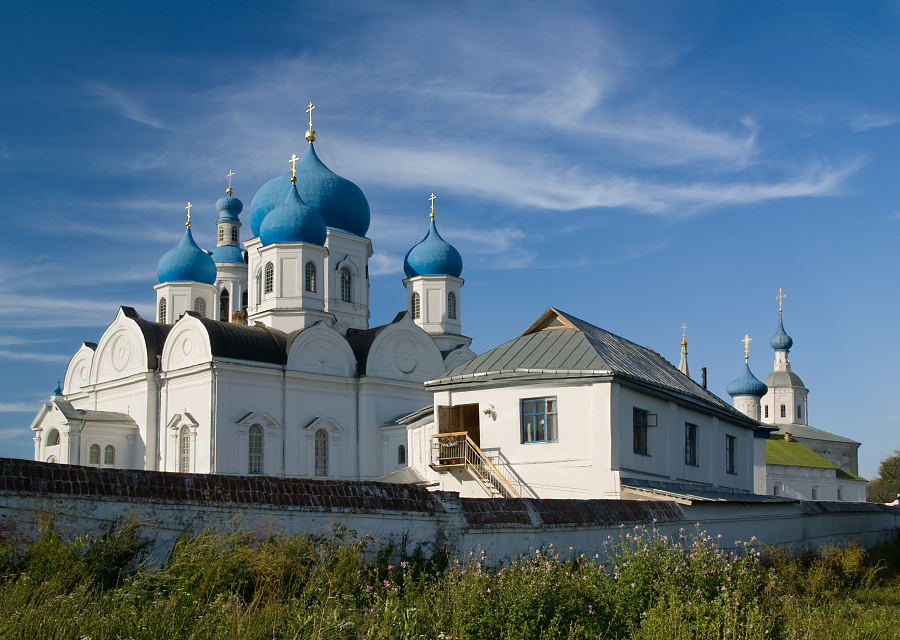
[866,449,900,503]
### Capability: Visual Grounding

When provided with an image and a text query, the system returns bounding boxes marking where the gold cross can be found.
[681,323,687,336]
[429,193,436,221]
[226,170,235,195]
[185,202,192,228]
[776,287,787,312]
[742,334,751,361]
[289,153,300,184]
[306,102,316,129]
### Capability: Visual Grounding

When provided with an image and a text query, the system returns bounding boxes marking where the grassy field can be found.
[2,517,899,639]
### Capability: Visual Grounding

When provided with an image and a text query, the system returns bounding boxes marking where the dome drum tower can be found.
[155,207,218,324]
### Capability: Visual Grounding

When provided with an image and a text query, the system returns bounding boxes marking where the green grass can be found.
[1,516,899,639]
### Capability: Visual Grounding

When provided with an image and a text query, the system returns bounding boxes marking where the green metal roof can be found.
[766,437,866,481]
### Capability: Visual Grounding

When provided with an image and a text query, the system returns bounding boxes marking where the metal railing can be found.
[430,432,523,498]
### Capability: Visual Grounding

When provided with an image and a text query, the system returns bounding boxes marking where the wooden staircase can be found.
[430,432,524,498]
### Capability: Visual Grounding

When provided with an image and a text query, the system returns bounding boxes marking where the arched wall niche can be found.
[91,309,153,385]
[64,343,97,394]
[161,315,212,372]
[286,322,356,377]
[365,315,444,382]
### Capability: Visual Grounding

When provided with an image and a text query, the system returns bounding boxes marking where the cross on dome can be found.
[226,169,235,196]
[742,334,752,361]
[429,193,436,221]
[289,153,300,184]
[776,287,787,312]
[305,102,317,143]
[185,201,192,228]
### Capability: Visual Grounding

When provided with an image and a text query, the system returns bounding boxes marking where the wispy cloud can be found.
[851,112,899,132]
[0,349,70,363]
[84,80,167,129]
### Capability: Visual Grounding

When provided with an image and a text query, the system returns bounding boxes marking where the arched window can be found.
[104,444,115,467]
[242,290,248,311]
[315,429,328,476]
[397,444,406,465]
[411,292,420,319]
[89,444,101,466]
[305,261,317,293]
[194,297,206,317]
[837,486,843,501]
[340,266,352,303]
[811,486,819,501]
[159,298,167,324]
[448,292,457,320]
[46,429,60,446]
[219,289,230,321]
[265,262,274,294]
[773,483,781,496]
[249,424,263,474]
[218,227,224,242]
[231,227,238,242]
[180,425,191,473]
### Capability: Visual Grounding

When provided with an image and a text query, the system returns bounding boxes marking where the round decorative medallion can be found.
[111,335,132,371]
[394,337,418,374]
[78,365,88,382]
[182,337,194,356]
[316,345,328,364]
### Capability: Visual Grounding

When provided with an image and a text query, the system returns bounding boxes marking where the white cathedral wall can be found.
[89,376,156,469]
[159,366,213,473]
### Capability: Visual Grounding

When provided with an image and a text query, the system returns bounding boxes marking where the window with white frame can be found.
[773,483,781,496]
[398,444,406,465]
[340,266,352,303]
[194,297,206,317]
[89,443,101,466]
[104,444,115,467]
[46,429,60,446]
[725,435,737,474]
[159,298,167,324]
[780,404,786,418]
[764,405,769,419]
[811,485,819,500]
[633,408,649,455]
[305,261,317,293]
[685,423,698,466]
[448,292,457,319]
[521,397,558,443]
[180,425,191,473]
[797,405,802,420]
[218,227,224,242]
[314,429,328,476]
[248,424,263,474]
[411,292,420,319]
[264,262,274,294]
[231,227,238,242]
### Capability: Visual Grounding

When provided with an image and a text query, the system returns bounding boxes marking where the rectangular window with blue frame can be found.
[521,397,558,443]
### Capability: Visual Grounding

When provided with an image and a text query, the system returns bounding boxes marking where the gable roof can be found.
[772,424,860,445]
[345,311,406,375]
[121,306,172,369]
[431,307,748,420]
[766,436,866,481]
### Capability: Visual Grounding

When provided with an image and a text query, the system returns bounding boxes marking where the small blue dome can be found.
[770,313,793,351]
[259,183,327,246]
[210,244,246,264]
[247,143,370,238]
[52,379,62,396]
[726,362,768,398]
[157,227,217,285]
[404,219,463,278]
[216,195,243,223]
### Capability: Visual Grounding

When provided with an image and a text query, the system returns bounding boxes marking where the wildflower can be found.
[400,561,407,569]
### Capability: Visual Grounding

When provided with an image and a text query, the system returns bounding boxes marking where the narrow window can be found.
[255,268,262,303]
[219,289,229,321]
[764,405,769,418]
[218,226,224,242]
[684,423,697,466]
[780,404,786,418]
[104,444,115,467]
[448,292,457,320]
[773,483,781,496]
[811,486,819,500]
[521,397,558,443]
[315,429,328,476]
[231,227,238,242]
[305,261,317,293]
[264,262,274,294]
[633,408,649,455]
[837,486,843,501]
[241,290,248,311]
[180,425,191,473]
[797,405,802,420]
[397,444,406,465]
[47,429,60,446]
[194,297,206,317]
[411,292,420,319]
[725,435,737,474]
[248,424,263,474]
[341,266,352,303]
[159,298,167,324]
[89,444,101,466]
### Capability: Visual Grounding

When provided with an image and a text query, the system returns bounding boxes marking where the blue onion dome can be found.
[295,143,370,236]
[249,171,292,237]
[770,313,793,351]
[259,183,327,246]
[157,227,217,284]
[209,245,246,264]
[403,218,463,278]
[215,194,243,223]
[52,379,62,396]
[726,362,769,398]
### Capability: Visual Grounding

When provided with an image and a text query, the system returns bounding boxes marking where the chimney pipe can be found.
[701,367,707,389]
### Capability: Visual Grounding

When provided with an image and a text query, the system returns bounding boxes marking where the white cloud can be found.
[0,349,69,363]
[851,112,899,132]
[0,403,44,414]
[84,80,167,130]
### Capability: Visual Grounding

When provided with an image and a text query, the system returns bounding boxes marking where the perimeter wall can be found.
[1,458,897,564]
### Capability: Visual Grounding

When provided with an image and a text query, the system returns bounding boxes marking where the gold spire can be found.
[226,169,235,196]
[289,153,300,185]
[305,102,317,143]
[776,287,787,313]
[429,193,436,221]
[742,333,752,362]
[681,323,687,347]
[185,202,192,229]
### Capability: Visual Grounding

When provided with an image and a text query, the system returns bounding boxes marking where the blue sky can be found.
[2,1,899,479]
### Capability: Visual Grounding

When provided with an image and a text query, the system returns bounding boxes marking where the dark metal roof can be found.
[621,478,796,503]
[55,399,138,426]
[435,307,743,417]
[121,306,172,369]
[345,311,405,375]
[773,424,860,445]
[192,313,289,365]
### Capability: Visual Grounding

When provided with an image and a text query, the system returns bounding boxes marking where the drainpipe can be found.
[210,362,217,473]
[282,366,287,477]
[155,355,163,471]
